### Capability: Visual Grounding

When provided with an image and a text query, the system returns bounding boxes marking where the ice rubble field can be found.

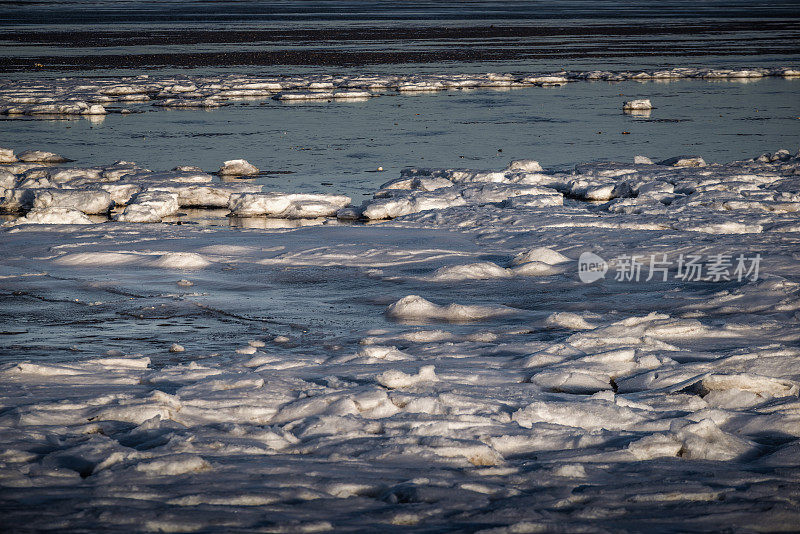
[1,142,800,532]
[1,66,799,116]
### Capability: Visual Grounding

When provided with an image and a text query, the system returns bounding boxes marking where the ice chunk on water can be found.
[427,262,512,281]
[529,369,613,394]
[274,91,334,101]
[149,183,261,208]
[0,188,35,212]
[503,193,564,208]
[0,169,16,189]
[377,365,437,389]
[15,150,71,163]
[512,397,646,431]
[506,159,543,173]
[545,312,596,330]
[0,147,17,163]
[657,156,706,167]
[10,207,93,225]
[623,99,653,110]
[385,295,515,322]
[228,192,351,218]
[151,252,211,270]
[114,191,179,223]
[33,189,114,214]
[510,247,570,266]
[218,159,259,176]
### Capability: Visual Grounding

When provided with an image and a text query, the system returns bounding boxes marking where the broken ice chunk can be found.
[9,207,93,225]
[385,295,514,322]
[218,159,259,176]
[33,189,114,214]
[506,159,543,173]
[0,147,17,163]
[16,150,72,163]
[657,156,706,167]
[377,365,438,389]
[510,247,570,266]
[114,191,179,223]
[622,99,653,110]
[228,192,351,218]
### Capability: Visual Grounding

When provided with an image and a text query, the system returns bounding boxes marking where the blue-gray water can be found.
[2,77,799,198]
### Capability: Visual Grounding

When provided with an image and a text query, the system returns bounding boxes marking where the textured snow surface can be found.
[2,147,800,531]
[0,67,797,117]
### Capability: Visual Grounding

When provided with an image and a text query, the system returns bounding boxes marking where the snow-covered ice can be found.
[229,192,351,218]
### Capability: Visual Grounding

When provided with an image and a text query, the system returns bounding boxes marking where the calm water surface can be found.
[2,77,798,198]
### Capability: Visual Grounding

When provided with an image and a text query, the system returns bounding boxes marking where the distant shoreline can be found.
[3,20,799,72]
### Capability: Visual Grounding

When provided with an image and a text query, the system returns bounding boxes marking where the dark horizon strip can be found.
[2,1,800,25]
[2,21,798,47]
[4,45,800,72]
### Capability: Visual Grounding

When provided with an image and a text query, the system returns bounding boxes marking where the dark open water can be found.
[1,1,799,75]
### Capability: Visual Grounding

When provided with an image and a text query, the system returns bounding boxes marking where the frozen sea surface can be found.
[1,142,800,531]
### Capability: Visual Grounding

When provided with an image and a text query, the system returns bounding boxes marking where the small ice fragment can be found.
[85,104,107,115]
[273,335,291,343]
[377,365,437,389]
[0,147,17,163]
[622,99,653,110]
[657,156,706,167]
[33,189,114,214]
[228,192,350,218]
[151,252,210,269]
[218,159,259,176]
[169,343,185,352]
[634,155,654,164]
[176,279,194,287]
[135,454,210,475]
[506,159,543,173]
[510,261,564,277]
[16,150,72,163]
[236,346,257,355]
[248,340,266,348]
[428,262,511,281]
[544,312,596,330]
[510,247,570,266]
[336,206,362,220]
[114,191,179,222]
[385,295,513,322]
[10,207,93,225]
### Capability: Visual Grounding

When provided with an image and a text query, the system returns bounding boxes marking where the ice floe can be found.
[1,66,798,117]
[228,192,351,218]
[623,98,653,111]
[218,159,259,176]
